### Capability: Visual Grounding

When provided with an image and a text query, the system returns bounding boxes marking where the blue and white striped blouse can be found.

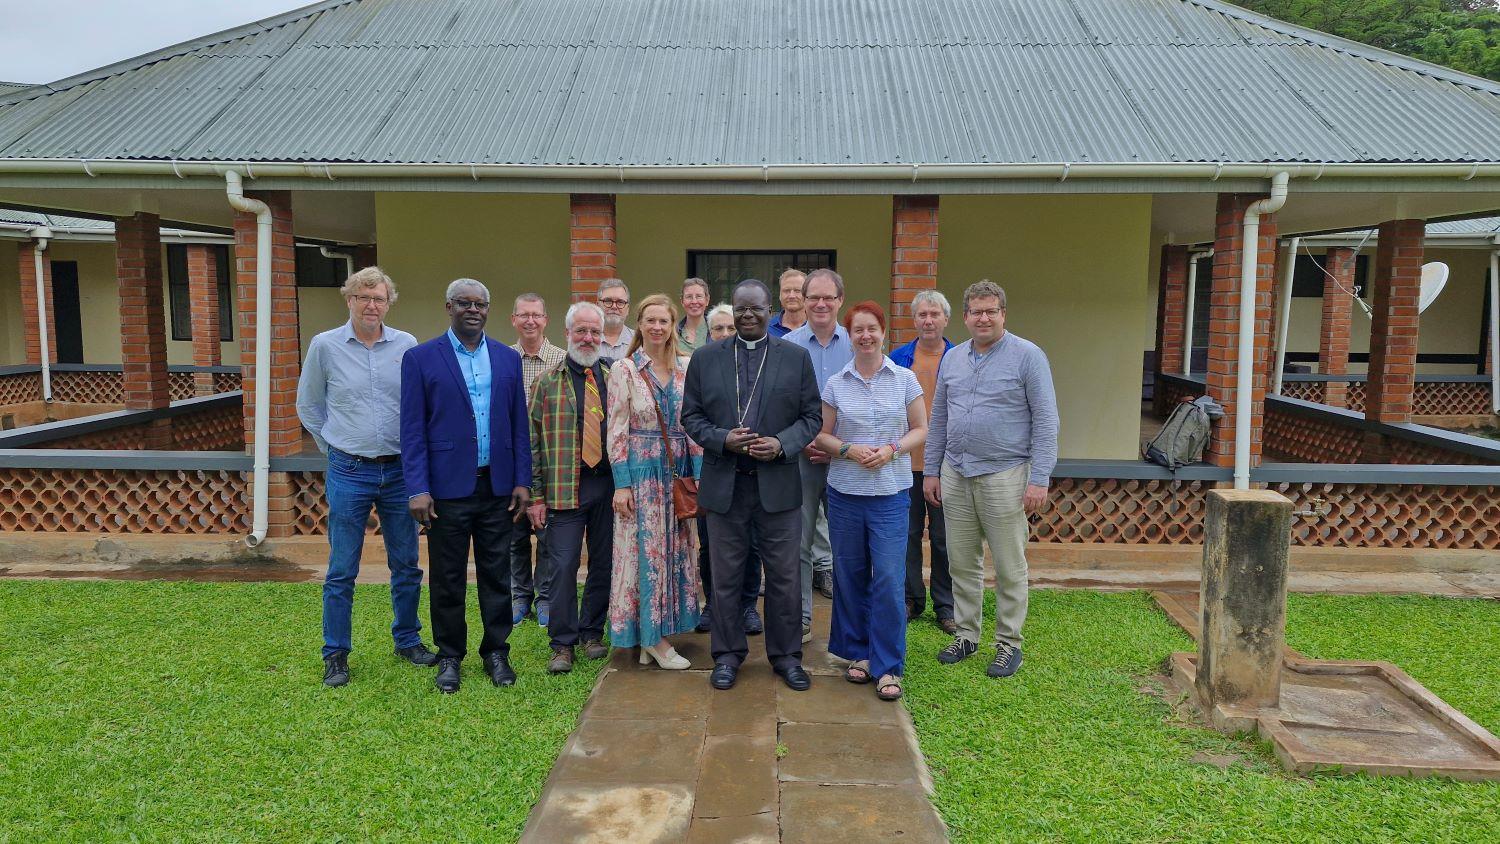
[821,356,924,496]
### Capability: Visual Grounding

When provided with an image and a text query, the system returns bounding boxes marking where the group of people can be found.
[296,265,1058,700]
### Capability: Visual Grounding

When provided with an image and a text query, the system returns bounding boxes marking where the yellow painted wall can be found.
[370,193,571,347]
[616,195,893,309]
[941,195,1155,459]
[0,240,21,363]
[1283,246,1488,376]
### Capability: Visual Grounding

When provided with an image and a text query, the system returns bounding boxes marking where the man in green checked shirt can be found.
[525,301,615,674]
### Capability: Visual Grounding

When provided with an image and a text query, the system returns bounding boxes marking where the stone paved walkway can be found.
[519,599,946,843]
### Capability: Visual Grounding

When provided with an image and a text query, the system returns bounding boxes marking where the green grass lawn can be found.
[903,590,1500,843]
[0,580,603,842]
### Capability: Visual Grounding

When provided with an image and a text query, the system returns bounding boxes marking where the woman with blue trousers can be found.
[813,300,928,700]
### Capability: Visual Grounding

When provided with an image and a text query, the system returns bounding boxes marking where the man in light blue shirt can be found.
[448,326,492,468]
[296,266,434,688]
[925,280,1058,682]
[782,268,853,637]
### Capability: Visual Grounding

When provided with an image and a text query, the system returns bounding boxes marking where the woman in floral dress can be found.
[607,293,703,669]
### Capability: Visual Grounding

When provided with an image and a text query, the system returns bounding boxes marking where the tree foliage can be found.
[1235,0,1500,81]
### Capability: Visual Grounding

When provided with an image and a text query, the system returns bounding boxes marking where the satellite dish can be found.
[1352,261,1449,319]
[1418,262,1448,314]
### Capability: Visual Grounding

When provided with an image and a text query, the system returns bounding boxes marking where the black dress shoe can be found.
[775,663,812,691]
[814,570,835,599]
[743,606,764,636]
[695,605,712,634]
[395,643,439,666]
[435,658,461,693]
[484,653,517,687]
[322,653,349,688]
[710,662,739,690]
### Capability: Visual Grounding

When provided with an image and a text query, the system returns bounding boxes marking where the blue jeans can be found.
[827,487,910,679]
[322,448,424,658]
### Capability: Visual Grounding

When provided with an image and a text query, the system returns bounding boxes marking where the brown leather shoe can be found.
[938,617,959,635]
[547,646,575,674]
[581,639,609,660]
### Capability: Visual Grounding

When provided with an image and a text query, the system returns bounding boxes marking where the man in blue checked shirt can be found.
[296,266,435,688]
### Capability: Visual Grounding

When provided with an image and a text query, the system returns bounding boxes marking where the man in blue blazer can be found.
[401,278,532,694]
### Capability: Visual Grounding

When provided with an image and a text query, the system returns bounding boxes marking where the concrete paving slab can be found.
[779,783,947,844]
[521,783,693,844]
[552,717,707,786]
[694,734,779,818]
[583,667,711,721]
[778,677,904,725]
[777,723,921,786]
[686,813,779,844]
[707,667,779,738]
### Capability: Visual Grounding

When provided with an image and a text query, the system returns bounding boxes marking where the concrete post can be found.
[1196,488,1293,715]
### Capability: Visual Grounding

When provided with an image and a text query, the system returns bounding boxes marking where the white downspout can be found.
[225,171,273,547]
[1489,241,1499,414]
[29,227,53,402]
[319,246,354,279]
[1272,236,1300,395]
[1182,248,1213,377]
[1235,172,1290,489]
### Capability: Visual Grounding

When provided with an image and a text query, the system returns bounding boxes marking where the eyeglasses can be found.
[599,297,629,307]
[733,305,770,315]
[350,294,388,306]
[571,328,603,339]
[513,312,545,321]
[449,298,489,311]
[967,307,1003,320]
[806,294,841,304]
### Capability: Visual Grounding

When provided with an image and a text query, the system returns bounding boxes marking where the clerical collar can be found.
[737,335,766,350]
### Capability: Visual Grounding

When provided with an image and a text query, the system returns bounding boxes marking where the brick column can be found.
[889,195,939,346]
[1154,244,1190,416]
[1318,247,1356,407]
[569,195,616,302]
[16,242,57,368]
[1205,194,1278,469]
[116,213,173,449]
[234,191,302,537]
[1365,219,1424,425]
[187,245,221,396]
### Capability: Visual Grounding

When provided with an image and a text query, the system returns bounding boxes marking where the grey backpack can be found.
[1144,395,1223,470]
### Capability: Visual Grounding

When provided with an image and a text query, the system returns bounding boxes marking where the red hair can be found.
[842,300,887,333]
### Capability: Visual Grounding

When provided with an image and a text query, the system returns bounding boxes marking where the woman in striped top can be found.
[812,301,928,701]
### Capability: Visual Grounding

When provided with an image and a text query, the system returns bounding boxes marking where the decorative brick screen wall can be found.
[0,468,249,533]
[0,372,40,406]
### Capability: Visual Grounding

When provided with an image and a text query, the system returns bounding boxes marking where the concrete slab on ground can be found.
[521,599,947,842]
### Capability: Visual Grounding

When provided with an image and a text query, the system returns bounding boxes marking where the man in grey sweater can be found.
[923,280,1058,679]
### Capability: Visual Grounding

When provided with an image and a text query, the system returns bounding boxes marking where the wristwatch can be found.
[838,442,852,458]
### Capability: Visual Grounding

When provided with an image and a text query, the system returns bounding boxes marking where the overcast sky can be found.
[0,1,313,84]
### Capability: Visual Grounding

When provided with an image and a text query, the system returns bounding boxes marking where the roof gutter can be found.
[1236,172,1290,490]
[1,159,1499,182]
[224,170,272,549]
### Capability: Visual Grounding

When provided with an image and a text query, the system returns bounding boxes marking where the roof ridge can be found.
[1187,0,1500,96]
[15,0,362,100]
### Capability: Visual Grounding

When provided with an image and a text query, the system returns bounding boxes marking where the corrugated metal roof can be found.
[2,0,1500,166]
[0,207,223,238]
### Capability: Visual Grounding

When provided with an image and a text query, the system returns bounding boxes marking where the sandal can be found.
[876,674,903,701]
[844,660,872,684]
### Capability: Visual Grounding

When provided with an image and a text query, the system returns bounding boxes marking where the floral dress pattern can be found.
[606,351,703,646]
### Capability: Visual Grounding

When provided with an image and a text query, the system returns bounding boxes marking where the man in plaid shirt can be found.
[525,301,615,673]
[510,293,566,627]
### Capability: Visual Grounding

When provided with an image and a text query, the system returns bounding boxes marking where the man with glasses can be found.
[510,293,566,628]
[596,278,634,360]
[297,266,433,688]
[781,268,850,641]
[401,279,532,693]
[925,280,1057,680]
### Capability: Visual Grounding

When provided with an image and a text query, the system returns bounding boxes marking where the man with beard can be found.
[525,301,615,673]
[596,278,635,361]
[401,279,531,693]
[682,279,823,692]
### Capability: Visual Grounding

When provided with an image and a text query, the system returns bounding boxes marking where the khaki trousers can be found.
[941,461,1029,647]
